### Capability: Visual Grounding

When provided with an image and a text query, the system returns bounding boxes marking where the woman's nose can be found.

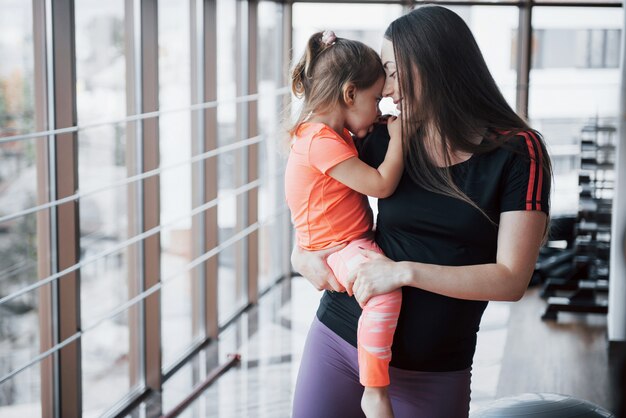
[382,79,393,97]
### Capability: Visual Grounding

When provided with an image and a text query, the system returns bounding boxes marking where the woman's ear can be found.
[342,83,356,106]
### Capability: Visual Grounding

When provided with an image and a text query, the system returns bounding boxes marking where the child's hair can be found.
[289,31,385,136]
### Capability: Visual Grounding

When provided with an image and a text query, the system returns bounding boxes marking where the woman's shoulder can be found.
[487,129,546,162]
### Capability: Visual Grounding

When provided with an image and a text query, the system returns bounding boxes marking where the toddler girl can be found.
[285,30,403,418]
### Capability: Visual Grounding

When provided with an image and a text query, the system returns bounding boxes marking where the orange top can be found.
[285,122,373,250]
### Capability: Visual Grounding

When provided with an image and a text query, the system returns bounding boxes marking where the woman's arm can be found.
[347,210,547,305]
[291,243,347,292]
[327,117,403,199]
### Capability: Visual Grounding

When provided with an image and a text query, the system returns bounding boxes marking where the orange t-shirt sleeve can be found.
[308,135,357,175]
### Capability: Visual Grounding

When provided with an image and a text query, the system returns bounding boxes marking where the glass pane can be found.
[0,0,34,136]
[75,0,132,415]
[160,215,198,368]
[158,0,196,369]
[529,7,622,216]
[533,28,622,70]
[293,3,404,54]
[534,29,582,69]
[75,1,126,124]
[0,148,40,415]
[589,29,605,68]
[217,0,247,325]
[217,148,246,324]
[161,236,202,368]
[78,196,133,328]
[0,366,42,418]
[605,29,621,68]
[0,0,40,415]
[82,312,130,418]
[258,1,287,292]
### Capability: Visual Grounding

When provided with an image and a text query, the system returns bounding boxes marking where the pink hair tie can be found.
[321,30,337,46]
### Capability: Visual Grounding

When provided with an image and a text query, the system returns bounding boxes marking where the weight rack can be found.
[541,122,615,321]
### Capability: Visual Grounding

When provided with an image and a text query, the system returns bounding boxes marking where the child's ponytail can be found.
[291,32,332,98]
[291,57,307,98]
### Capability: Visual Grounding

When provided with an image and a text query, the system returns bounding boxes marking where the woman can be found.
[290,5,551,418]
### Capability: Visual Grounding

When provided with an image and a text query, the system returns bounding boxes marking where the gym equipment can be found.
[541,122,614,321]
[530,216,576,288]
[470,393,615,417]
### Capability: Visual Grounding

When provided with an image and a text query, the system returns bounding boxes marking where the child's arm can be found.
[327,117,403,199]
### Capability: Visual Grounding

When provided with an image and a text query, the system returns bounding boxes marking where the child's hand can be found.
[387,114,402,141]
[375,114,392,124]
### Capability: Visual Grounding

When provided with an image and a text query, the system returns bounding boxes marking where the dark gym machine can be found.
[535,123,614,321]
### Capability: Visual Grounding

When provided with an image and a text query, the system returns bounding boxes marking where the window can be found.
[0,1,40,416]
[531,28,621,69]
[74,0,132,415]
[158,0,197,371]
[216,0,247,326]
[258,1,290,292]
[528,7,622,216]
[0,0,293,415]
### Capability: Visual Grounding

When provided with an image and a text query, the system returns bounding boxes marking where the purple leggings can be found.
[292,316,472,418]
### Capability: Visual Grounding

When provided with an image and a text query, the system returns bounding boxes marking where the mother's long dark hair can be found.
[385,5,552,218]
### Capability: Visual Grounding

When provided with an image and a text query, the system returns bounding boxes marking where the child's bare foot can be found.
[361,386,394,418]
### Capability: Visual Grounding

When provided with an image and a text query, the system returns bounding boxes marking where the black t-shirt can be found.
[317,125,550,372]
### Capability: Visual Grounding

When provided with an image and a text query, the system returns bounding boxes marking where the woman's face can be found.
[381,39,402,111]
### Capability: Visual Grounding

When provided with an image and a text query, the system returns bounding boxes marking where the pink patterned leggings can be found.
[327,238,402,387]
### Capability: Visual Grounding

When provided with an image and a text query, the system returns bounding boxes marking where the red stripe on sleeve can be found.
[521,132,537,211]
[528,131,544,211]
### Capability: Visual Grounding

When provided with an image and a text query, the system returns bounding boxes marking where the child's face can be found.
[345,77,384,139]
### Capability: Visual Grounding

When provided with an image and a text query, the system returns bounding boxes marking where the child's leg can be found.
[327,238,403,388]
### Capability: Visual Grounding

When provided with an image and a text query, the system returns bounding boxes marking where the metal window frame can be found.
[138,0,162,395]
[517,0,533,118]
[126,0,163,407]
[48,0,82,417]
[246,0,260,304]
[236,0,247,320]
[190,0,204,345]
[190,0,220,343]
[201,0,220,339]
[125,0,143,396]
[281,1,294,279]
[281,2,294,277]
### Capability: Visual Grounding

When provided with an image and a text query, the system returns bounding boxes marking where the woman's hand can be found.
[291,244,347,292]
[345,249,407,307]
